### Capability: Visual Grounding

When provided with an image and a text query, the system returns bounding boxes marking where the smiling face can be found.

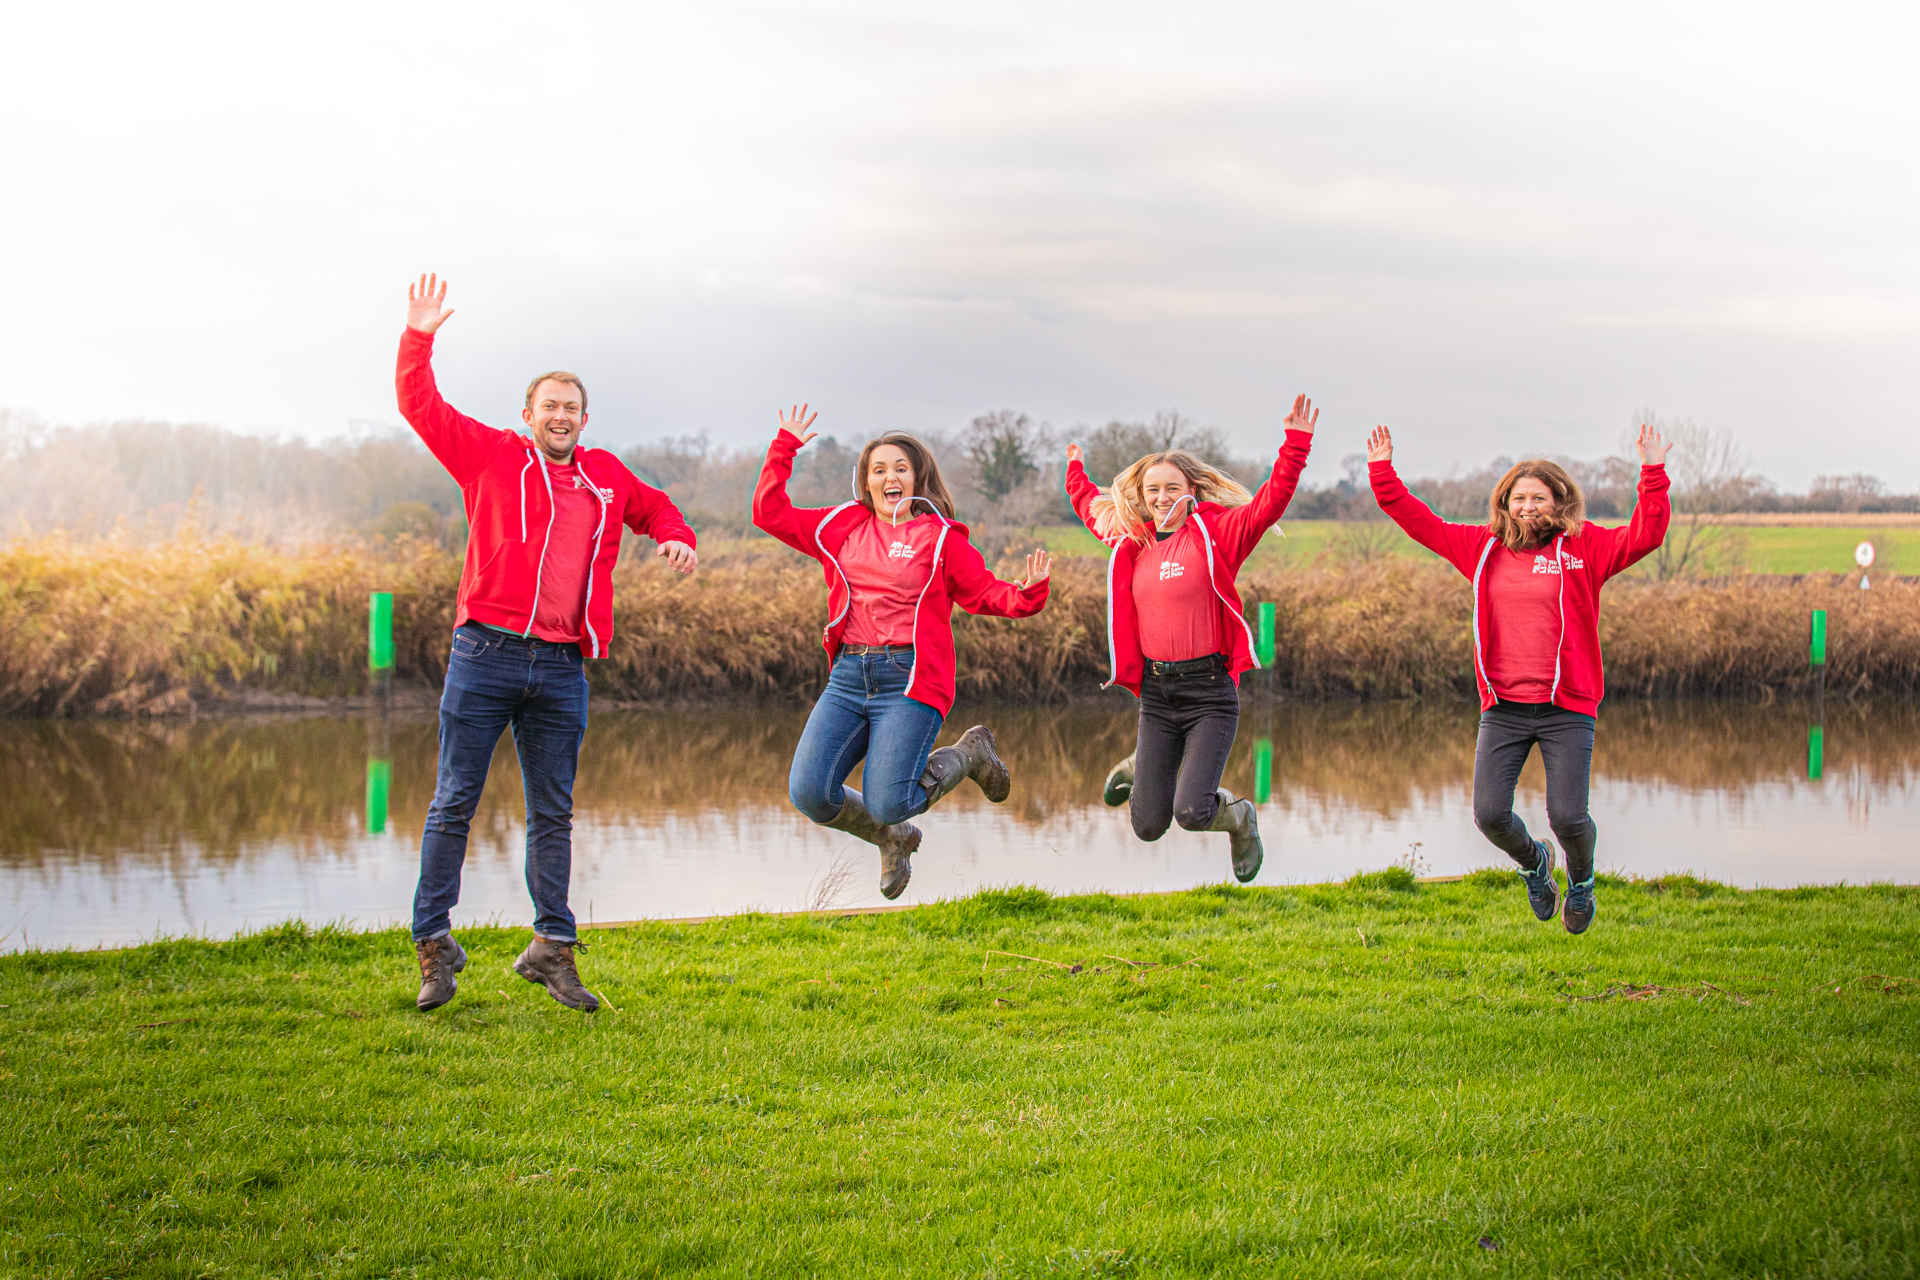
[1506,476,1558,526]
[865,444,916,517]
[523,378,587,462]
[1142,461,1194,529]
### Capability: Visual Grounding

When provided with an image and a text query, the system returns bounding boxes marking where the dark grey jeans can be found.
[1131,657,1240,841]
[1472,699,1598,885]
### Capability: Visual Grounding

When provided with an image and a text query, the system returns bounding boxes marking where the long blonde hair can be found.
[1086,450,1252,547]
[1488,459,1586,550]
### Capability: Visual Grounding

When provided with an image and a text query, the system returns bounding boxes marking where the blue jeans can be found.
[412,622,589,943]
[788,648,945,827]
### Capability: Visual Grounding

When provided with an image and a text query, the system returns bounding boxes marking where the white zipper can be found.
[1548,534,1567,705]
[1190,513,1260,669]
[572,454,612,658]
[813,501,861,638]
[1470,538,1498,700]
[524,451,558,637]
[890,497,952,704]
[517,455,535,542]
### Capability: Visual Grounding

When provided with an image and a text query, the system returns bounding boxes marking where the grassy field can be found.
[1025,519,1907,577]
[4,878,1916,1277]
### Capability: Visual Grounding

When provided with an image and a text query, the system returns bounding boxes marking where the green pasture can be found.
[5,877,1915,1277]
[1021,521,1902,577]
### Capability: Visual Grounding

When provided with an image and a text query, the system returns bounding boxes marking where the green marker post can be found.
[1253,738,1273,804]
[369,590,394,708]
[1809,608,1826,781]
[1256,601,1276,666]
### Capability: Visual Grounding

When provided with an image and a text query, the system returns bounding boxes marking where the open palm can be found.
[407,273,455,334]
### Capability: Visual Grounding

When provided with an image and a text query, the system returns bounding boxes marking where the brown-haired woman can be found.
[1367,424,1672,932]
[1063,396,1319,882]
[752,405,1052,899]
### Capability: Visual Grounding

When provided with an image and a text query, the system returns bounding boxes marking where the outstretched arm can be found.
[1596,423,1673,577]
[1061,442,1115,542]
[1366,426,1491,572]
[395,273,501,485]
[947,540,1051,617]
[750,403,839,554]
[1216,393,1317,557]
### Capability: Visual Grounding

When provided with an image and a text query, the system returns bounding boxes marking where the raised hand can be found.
[1636,423,1671,466]
[656,540,698,576]
[1284,393,1319,435]
[1065,442,1083,464]
[779,403,819,446]
[1366,425,1393,463]
[406,273,455,334]
[1017,548,1053,590]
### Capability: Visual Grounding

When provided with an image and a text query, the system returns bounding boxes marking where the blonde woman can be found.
[1367,424,1671,933]
[1063,396,1319,881]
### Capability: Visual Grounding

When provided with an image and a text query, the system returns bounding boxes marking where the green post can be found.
[1253,738,1272,804]
[1256,601,1276,667]
[1807,725,1823,781]
[365,757,392,834]
[1809,609,1826,667]
[369,592,395,672]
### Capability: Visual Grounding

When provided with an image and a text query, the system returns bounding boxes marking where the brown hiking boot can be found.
[919,724,1011,807]
[415,934,468,1011]
[512,936,599,1012]
[824,785,923,900]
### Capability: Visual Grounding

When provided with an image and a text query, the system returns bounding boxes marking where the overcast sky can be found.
[5,0,1915,488]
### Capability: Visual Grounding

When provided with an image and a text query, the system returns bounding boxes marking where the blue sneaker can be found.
[1520,839,1558,922]
[1563,877,1596,934]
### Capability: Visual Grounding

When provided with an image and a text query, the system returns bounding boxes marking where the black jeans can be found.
[1472,700,1598,884]
[1131,656,1240,841]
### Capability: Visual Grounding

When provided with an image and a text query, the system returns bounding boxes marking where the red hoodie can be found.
[751,430,1049,717]
[1065,429,1315,696]
[396,329,696,657]
[1370,460,1671,716]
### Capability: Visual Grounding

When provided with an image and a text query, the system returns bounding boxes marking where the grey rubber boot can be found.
[1210,788,1264,883]
[919,725,1012,808]
[1102,753,1136,807]
[826,785,924,900]
[414,934,468,1012]
[512,936,599,1012]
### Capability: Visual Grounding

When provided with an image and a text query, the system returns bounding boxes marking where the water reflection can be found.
[2,698,1916,951]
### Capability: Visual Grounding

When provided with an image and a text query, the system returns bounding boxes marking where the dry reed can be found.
[1,536,1912,716]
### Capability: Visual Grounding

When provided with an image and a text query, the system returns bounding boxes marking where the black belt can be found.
[1146,653,1227,678]
[841,643,914,656]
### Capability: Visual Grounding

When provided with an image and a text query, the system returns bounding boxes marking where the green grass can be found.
[5,879,1917,1278]
[1027,521,1907,577]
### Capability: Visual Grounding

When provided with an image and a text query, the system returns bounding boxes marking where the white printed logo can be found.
[1530,553,1584,574]
[1159,560,1186,581]
[887,540,916,560]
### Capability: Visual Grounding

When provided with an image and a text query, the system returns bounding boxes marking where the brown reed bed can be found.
[0,535,1912,716]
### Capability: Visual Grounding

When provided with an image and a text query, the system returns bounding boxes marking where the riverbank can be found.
[4,878,1915,1276]
[5,535,1917,715]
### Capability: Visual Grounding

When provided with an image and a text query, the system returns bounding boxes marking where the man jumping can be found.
[398,273,697,1013]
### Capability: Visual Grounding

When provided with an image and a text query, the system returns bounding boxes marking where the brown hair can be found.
[1488,459,1585,550]
[854,432,957,521]
[524,371,588,414]
[1087,450,1253,547]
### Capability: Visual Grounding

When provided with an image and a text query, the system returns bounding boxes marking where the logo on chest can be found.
[887,540,917,560]
[1158,560,1187,581]
[1530,553,1584,575]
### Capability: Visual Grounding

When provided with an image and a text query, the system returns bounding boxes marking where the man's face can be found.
[524,379,586,462]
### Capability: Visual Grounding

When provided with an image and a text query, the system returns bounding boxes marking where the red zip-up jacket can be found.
[751,430,1049,717]
[396,328,696,657]
[1065,429,1315,696]
[1370,459,1671,716]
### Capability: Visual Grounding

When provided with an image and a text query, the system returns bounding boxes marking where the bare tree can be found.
[1632,411,1754,581]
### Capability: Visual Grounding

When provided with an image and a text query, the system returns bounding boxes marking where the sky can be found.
[4,0,1916,489]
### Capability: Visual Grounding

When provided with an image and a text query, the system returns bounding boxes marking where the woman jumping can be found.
[1367,423,1670,932]
[1063,395,1319,882]
[752,404,1052,899]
